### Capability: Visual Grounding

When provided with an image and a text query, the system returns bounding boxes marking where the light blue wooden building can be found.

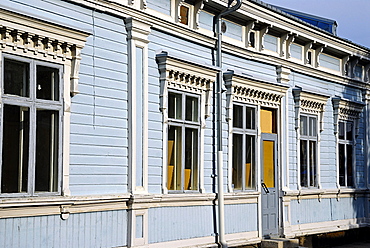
[0,0,369,247]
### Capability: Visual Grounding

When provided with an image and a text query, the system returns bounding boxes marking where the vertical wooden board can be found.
[5,218,13,247]
[225,204,258,234]
[148,206,213,243]
[0,218,5,247]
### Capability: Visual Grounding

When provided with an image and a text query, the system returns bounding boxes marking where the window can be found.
[338,121,354,187]
[354,65,363,79]
[307,51,312,65]
[1,55,62,195]
[249,32,255,48]
[319,53,340,71]
[179,5,189,25]
[300,114,318,188]
[290,43,302,60]
[232,104,256,190]
[167,91,199,191]
[264,34,278,53]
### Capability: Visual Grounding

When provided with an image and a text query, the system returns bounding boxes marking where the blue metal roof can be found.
[271,5,338,35]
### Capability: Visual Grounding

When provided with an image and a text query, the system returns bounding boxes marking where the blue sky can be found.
[264,0,370,49]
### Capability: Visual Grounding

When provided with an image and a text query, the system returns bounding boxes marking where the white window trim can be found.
[156,51,217,194]
[223,70,288,193]
[0,8,89,197]
[231,103,258,192]
[0,54,64,197]
[332,97,364,189]
[292,86,329,190]
[128,209,148,247]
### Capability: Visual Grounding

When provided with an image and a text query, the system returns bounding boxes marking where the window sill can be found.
[283,188,369,198]
[0,194,131,219]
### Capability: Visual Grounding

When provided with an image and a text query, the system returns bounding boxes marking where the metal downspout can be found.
[214,1,242,247]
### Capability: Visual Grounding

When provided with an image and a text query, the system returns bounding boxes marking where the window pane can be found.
[245,135,255,189]
[249,32,255,48]
[309,141,316,187]
[1,105,29,193]
[246,107,255,130]
[339,122,345,140]
[263,140,275,188]
[309,117,316,136]
[168,93,182,119]
[180,5,189,25]
[36,65,59,101]
[185,128,198,190]
[233,105,243,128]
[4,59,29,97]
[167,126,182,190]
[347,144,353,187]
[346,122,353,141]
[261,108,276,133]
[185,96,198,122]
[339,143,345,186]
[35,110,59,192]
[232,134,243,190]
[300,116,307,136]
[300,140,308,187]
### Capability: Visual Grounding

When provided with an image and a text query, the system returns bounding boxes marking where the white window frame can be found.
[231,103,257,191]
[299,113,318,188]
[0,8,89,197]
[338,120,355,188]
[156,51,217,194]
[223,70,288,193]
[167,90,200,192]
[292,86,328,190]
[332,97,364,189]
[0,54,63,197]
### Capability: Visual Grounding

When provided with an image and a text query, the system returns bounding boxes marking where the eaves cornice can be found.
[62,0,369,89]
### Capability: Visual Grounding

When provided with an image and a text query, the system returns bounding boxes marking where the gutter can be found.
[213,1,242,247]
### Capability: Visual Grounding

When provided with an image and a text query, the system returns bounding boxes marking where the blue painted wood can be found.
[290,44,302,60]
[148,206,214,243]
[225,204,258,234]
[290,197,366,226]
[264,34,278,52]
[224,20,243,41]
[199,10,214,30]
[319,54,340,71]
[146,0,171,16]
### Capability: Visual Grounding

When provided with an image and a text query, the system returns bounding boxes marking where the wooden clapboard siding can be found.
[0,210,128,248]
[146,0,171,16]
[7,0,92,30]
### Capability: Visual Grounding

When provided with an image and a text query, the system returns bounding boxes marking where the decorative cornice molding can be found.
[292,86,329,131]
[156,51,217,117]
[332,96,364,135]
[224,69,288,108]
[0,8,90,96]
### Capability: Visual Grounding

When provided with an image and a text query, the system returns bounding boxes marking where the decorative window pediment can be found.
[332,97,364,135]
[292,86,329,131]
[0,8,90,96]
[223,69,288,120]
[156,51,217,118]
